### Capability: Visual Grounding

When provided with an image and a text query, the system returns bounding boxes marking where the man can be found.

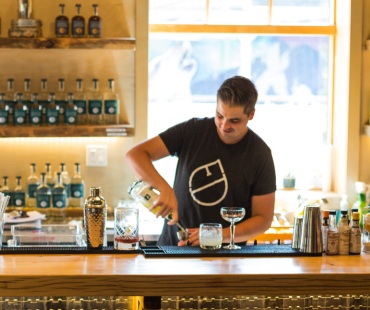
[125,76,276,246]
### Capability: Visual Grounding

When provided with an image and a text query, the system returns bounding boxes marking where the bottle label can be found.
[89,20,101,36]
[65,108,77,124]
[71,183,84,198]
[27,184,38,198]
[349,227,361,254]
[326,230,339,255]
[14,110,26,125]
[56,20,69,36]
[30,109,42,125]
[88,100,102,115]
[338,228,349,255]
[5,101,14,114]
[46,109,59,124]
[36,194,51,208]
[52,194,67,208]
[13,192,25,207]
[74,100,87,114]
[0,110,9,124]
[72,20,85,35]
[104,100,119,115]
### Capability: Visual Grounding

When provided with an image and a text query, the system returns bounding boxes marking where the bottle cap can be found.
[352,212,360,220]
[322,210,329,218]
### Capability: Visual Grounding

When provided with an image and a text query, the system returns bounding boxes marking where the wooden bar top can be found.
[0,253,369,297]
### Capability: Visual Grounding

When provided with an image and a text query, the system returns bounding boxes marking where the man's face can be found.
[214,100,254,144]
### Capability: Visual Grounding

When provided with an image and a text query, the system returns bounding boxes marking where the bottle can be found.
[338,210,349,255]
[128,180,188,239]
[88,4,102,38]
[322,210,329,253]
[36,172,52,214]
[70,162,85,207]
[104,78,120,125]
[45,163,55,189]
[352,181,367,229]
[340,194,349,222]
[74,78,87,125]
[14,93,28,126]
[2,176,13,208]
[5,78,15,124]
[29,93,42,125]
[22,78,33,113]
[71,4,85,37]
[52,172,67,221]
[349,211,361,254]
[84,187,107,249]
[55,78,68,123]
[13,176,26,208]
[46,93,60,125]
[326,210,339,255]
[55,4,69,37]
[87,79,103,125]
[0,93,9,126]
[64,93,78,125]
[60,163,70,198]
[27,163,39,208]
[38,79,49,124]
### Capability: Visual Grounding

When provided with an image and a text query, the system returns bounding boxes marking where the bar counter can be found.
[0,252,369,297]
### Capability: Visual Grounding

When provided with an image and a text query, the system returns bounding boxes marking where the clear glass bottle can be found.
[88,4,102,38]
[64,93,78,125]
[326,210,339,255]
[60,162,71,198]
[338,210,350,255]
[0,93,9,126]
[70,162,85,207]
[13,176,26,208]
[349,211,361,254]
[39,79,49,124]
[55,78,68,123]
[14,93,28,126]
[5,78,15,124]
[45,162,55,189]
[352,181,367,229]
[72,4,85,37]
[46,93,60,125]
[84,187,107,249]
[55,3,69,37]
[2,176,13,207]
[74,78,87,125]
[22,78,33,112]
[27,163,39,208]
[36,172,51,214]
[87,78,103,125]
[322,210,329,253]
[104,79,120,125]
[29,93,42,125]
[52,172,67,221]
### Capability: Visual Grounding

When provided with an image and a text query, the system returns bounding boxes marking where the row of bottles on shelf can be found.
[56,3,102,38]
[1,162,85,210]
[0,78,119,126]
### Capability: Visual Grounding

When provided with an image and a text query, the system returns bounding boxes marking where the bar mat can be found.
[141,245,322,257]
[0,246,141,254]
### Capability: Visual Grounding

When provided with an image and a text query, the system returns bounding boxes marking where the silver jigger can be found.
[299,203,323,253]
[291,216,303,249]
[18,0,32,19]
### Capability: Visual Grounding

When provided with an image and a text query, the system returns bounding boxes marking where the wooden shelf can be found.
[0,124,134,137]
[0,37,136,49]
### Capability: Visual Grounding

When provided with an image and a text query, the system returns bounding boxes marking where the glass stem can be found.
[230,222,235,246]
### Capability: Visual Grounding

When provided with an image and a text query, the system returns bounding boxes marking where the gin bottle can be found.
[55,4,69,37]
[60,162,71,197]
[14,93,27,125]
[45,162,55,189]
[0,93,9,126]
[64,93,78,125]
[13,176,26,208]
[72,4,85,37]
[39,79,49,124]
[29,93,42,126]
[74,78,87,124]
[27,163,39,208]
[36,172,51,213]
[70,162,85,207]
[52,172,67,220]
[87,78,103,125]
[104,79,120,125]
[88,4,102,38]
[55,78,68,123]
[22,78,33,113]
[46,93,60,125]
[5,78,15,124]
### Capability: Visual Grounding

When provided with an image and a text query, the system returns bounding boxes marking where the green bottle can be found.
[352,181,367,229]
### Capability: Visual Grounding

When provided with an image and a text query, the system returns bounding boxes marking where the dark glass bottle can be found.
[29,93,42,126]
[64,93,78,125]
[88,4,102,38]
[72,4,85,37]
[0,93,9,126]
[14,93,28,126]
[46,93,60,125]
[55,4,69,37]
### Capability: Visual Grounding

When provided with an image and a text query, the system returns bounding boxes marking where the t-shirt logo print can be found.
[188,159,228,206]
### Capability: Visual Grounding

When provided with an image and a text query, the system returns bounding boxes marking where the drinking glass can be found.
[199,223,222,250]
[220,207,245,250]
[114,205,139,250]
